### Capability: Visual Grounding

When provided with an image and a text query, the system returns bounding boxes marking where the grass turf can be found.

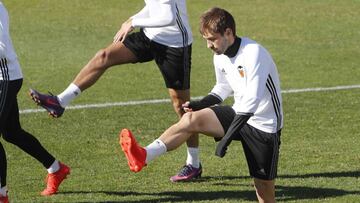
[1,0,360,202]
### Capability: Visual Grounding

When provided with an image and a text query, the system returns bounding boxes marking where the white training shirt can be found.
[131,0,192,48]
[211,37,283,133]
[0,2,23,81]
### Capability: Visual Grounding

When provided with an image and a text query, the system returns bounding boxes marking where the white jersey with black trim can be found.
[211,37,283,133]
[0,2,23,81]
[131,0,192,48]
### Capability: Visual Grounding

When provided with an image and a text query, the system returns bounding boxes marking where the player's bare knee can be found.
[180,112,201,133]
[179,112,192,128]
[93,49,110,69]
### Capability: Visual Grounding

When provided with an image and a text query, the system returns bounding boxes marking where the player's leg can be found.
[71,42,137,92]
[159,108,224,149]
[3,80,70,196]
[0,142,8,200]
[0,80,8,194]
[156,43,201,181]
[168,89,189,118]
[0,80,10,201]
[3,80,56,167]
[30,29,159,118]
[168,89,199,143]
[155,43,192,119]
[120,108,224,172]
[168,88,200,163]
[62,30,154,104]
[254,178,276,203]
[2,128,71,196]
[29,42,137,117]
[239,125,281,203]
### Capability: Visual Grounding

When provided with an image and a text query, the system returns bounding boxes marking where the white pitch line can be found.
[282,84,360,93]
[20,84,360,114]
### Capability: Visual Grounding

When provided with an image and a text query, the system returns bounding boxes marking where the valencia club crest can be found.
[237,66,245,78]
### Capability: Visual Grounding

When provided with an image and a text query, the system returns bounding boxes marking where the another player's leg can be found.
[254,179,276,203]
[29,42,137,117]
[2,80,70,196]
[168,88,202,181]
[2,126,71,196]
[0,80,13,202]
[0,143,9,203]
[41,161,71,196]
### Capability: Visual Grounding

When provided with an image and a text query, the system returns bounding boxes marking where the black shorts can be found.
[123,30,192,90]
[210,105,281,180]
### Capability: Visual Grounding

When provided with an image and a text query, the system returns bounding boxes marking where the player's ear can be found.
[224,28,233,37]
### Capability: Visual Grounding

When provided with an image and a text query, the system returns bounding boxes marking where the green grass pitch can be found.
[2,0,360,202]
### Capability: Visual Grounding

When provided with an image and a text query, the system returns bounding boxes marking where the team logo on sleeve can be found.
[237,66,245,78]
[221,68,225,73]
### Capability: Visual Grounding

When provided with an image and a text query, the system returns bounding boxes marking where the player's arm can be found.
[113,1,174,43]
[131,0,175,28]
[130,6,150,20]
[0,31,5,58]
[113,3,150,43]
[113,17,135,43]
[0,8,8,58]
[185,58,232,112]
[184,93,222,112]
[212,56,233,97]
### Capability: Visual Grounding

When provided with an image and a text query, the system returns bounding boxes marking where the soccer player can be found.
[29,0,201,181]
[0,2,70,201]
[119,7,283,203]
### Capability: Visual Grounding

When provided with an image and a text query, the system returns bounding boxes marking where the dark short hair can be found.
[200,7,236,36]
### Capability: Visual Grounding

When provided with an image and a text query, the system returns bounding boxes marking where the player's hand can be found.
[182,101,193,113]
[113,19,134,43]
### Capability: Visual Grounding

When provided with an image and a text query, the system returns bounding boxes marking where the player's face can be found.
[202,29,233,55]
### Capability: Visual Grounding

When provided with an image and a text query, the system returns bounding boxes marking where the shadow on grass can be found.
[62,185,360,203]
[279,170,360,179]
[276,185,360,202]
[203,170,360,182]
[61,170,360,202]
[62,190,256,203]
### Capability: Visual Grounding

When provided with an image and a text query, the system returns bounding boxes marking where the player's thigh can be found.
[240,125,281,180]
[156,45,191,90]
[189,108,224,138]
[103,42,137,66]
